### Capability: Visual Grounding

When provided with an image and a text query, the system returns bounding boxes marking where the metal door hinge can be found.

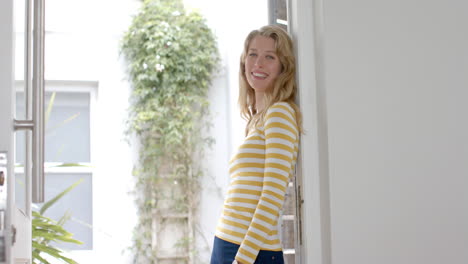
[0,171,4,186]
[11,225,16,245]
[296,184,304,246]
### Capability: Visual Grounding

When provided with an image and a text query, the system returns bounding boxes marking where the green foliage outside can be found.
[32,179,83,264]
[120,0,219,262]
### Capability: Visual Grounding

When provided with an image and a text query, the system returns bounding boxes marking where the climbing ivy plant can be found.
[120,0,218,263]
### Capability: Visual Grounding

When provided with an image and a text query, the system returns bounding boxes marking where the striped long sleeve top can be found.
[215,102,299,264]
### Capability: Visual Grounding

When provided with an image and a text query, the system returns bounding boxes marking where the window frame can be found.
[45,80,97,251]
[15,79,98,251]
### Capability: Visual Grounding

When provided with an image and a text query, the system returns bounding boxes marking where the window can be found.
[15,81,96,250]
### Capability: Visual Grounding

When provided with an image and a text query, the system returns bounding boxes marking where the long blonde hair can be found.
[239,25,303,135]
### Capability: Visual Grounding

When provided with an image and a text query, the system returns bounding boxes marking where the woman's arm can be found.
[234,103,298,264]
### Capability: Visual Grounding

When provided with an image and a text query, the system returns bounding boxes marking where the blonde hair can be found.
[239,25,303,135]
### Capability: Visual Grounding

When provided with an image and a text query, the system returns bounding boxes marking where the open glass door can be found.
[269,1,303,263]
[1,0,45,263]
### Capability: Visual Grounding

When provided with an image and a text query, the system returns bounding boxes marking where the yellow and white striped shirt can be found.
[215,102,299,264]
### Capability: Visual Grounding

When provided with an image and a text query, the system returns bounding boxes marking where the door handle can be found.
[32,0,45,204]
[13,0,45,203]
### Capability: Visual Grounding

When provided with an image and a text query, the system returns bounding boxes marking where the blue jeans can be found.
[210,236,284,264]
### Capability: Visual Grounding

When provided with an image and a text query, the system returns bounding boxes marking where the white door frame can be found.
[1,0,33,263]
[0,0,16,262]
[289,0,332,263]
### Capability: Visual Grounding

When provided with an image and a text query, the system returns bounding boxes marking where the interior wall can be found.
[323,1,468,263]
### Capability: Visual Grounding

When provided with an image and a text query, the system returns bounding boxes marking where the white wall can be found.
[323,1,468,263]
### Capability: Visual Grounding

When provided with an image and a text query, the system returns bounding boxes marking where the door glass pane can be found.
[15,93,27,165]
[16,91,91,164]
[14,131,27,214]
[282,181,297,264]
[269,0,299,263]
[13,0,28,214]
[14,0,26,84]
[44,92,90,163]
[38,172,93,250]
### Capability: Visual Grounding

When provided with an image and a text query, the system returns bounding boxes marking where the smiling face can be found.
[244,36,282,95]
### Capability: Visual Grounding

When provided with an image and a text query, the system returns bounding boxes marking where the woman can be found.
[211,25,302,264]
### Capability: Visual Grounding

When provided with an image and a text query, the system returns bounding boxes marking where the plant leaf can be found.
[39,178,83,215]
[45,92,56,124]
[32,250,51,264]
[32,241,78,264]
[46,112,81,133]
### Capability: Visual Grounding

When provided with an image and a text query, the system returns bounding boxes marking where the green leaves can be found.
[32,180,83,264]
[39,179,83,215]
[121,0,219,262]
